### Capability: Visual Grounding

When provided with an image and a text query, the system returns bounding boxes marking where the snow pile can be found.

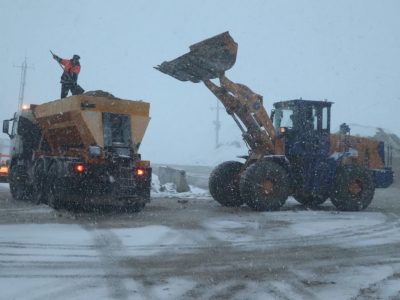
[151,174,210,199]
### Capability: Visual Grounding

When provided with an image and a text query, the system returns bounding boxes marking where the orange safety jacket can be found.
[60,59,81,74]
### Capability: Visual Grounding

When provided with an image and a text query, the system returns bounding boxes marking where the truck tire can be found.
[294,193,328,207]
[240,160,289,211]
[46,163,64,209]
[209,161,244,207]
[9,165,32,201]
[32,159,47,204]
[331,165,375,211]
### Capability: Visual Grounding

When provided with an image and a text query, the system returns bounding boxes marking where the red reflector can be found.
[136,168,145,176]
[74,164,86,173]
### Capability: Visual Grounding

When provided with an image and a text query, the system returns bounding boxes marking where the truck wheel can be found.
[240,160,289,211]
[209,161,244,207]
[32,160,47,204]
[46,164,64,209]
[331,165,375,211]
[9,165,32,201]
[294,193,328,207]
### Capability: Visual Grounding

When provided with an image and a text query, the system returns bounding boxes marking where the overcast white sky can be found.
[1,0,399,164]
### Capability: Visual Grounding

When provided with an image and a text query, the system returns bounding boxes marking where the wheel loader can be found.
[2,92,152,211]
[156,32,393,211]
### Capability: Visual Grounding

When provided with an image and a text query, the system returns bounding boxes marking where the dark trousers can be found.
[61,83,73,98]
[61,83,84,98]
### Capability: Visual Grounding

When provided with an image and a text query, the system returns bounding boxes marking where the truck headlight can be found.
[89,145,101,157]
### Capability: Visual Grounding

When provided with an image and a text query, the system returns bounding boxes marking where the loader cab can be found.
[272,99,332,157]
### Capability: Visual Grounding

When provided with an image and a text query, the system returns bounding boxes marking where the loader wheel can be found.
[331,165,375,211]
[240,160,289,211]
[9,165,32,201]
[32,160,47,204]
[209,161,244,207]
[294,193,328,207]
[46,164,64,209]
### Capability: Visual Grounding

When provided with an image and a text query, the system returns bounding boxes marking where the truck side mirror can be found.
[2,120,10,137]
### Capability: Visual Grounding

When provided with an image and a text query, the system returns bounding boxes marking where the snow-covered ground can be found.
[0,205,399,299]
[0,181,400,299]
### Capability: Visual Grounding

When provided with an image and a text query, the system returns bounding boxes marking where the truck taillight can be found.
[135,168,145,176]
[74,164,86,173]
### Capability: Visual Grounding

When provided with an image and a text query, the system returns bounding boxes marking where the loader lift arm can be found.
[155,31,280,160]
[203,74,277,159]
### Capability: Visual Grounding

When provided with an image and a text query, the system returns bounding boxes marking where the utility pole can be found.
[211,100,223,149]
[14,57,33,111]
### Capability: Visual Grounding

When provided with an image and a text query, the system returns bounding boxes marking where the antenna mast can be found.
[15,57,32,111]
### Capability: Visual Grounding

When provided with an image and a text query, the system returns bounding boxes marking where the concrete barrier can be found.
[158,166,190,193]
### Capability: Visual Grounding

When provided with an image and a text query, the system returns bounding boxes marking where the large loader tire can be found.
[46,163,65,209]
[209,161,244,207]
[9,165,32,201]
[294,193,328,207]
[240,160,289,211]
[331,165,375,211]
[32,159,47,204]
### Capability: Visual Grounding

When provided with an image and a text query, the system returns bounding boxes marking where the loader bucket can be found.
[155,31,238,83]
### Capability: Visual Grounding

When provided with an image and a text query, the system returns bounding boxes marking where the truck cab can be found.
[3,110,42,162]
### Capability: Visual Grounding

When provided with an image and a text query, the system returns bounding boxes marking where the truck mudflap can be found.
[155,31,238,83]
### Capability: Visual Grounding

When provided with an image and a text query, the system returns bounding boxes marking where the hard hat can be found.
[73,54,80,60]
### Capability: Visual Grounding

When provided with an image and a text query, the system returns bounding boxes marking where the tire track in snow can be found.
[84,226,131,300]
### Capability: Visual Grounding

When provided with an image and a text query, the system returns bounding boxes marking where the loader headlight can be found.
[135,168,145,176]
[89,145,101,157]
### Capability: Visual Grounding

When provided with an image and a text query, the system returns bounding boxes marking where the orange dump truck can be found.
[2,93,151,211]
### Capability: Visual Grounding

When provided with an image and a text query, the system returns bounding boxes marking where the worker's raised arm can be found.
[50,51,61,63]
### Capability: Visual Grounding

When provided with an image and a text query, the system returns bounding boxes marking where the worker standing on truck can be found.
[52,52,82,98]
